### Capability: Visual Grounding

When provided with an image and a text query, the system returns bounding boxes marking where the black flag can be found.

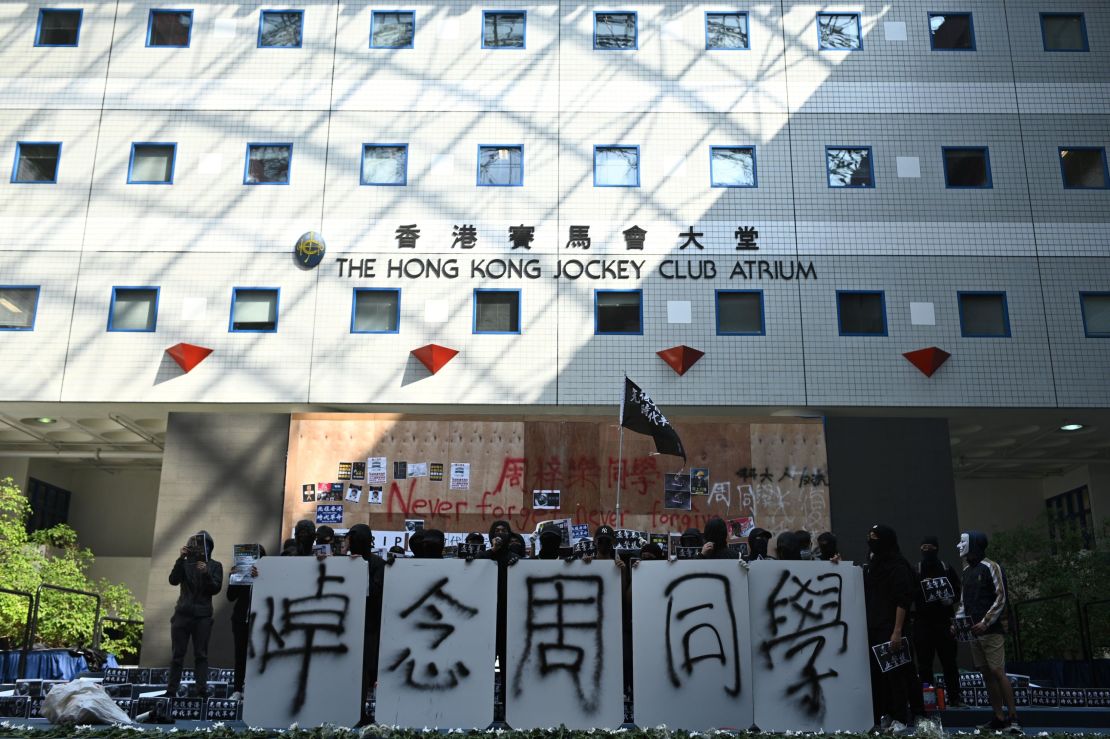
[620,377,686,460]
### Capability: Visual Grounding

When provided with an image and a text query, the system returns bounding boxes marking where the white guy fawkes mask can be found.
[957,533,970,558]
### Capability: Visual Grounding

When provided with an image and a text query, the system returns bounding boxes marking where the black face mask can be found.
[818,541,837,559]
[921,548,939,563]
[867,538,882,554]
[750,538,768,558]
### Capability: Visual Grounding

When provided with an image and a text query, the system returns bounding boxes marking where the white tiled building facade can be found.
[1,0,1108,408]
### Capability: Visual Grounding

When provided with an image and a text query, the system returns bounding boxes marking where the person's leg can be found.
[886,662,911,725]
[934,625,963,706]
[868,632,888,726]
[166,613,190,696]
[915,626,937,686]
[192,616,214,696]
[231,620,248,694]
[976,647,1005,721]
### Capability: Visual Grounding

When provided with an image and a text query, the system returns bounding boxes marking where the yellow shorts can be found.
[970,632,1005,670]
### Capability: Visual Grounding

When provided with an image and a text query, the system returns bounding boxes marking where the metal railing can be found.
[29,584,101,651]
[0,588,35,679]
[1012,592,1088,663]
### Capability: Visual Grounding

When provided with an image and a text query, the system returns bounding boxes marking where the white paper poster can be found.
[367,457,388,484]
[244,557,368,728]
[747,560,872,732]
[632,560,753,730]
[407,462,428,478]
[505,560,624,729]
[375,560,497,728]
[449,463,470,490]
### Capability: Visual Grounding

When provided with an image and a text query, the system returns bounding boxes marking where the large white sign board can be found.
[747,560,872,732]
[505,560,624,729]
[375,559,497,728]
[244,556,367,728]
[632,560,753,730]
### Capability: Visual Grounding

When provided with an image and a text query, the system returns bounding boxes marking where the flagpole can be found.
[615,424,625,528]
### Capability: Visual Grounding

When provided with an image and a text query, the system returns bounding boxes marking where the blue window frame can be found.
[595,290,642,335]
[370,10,414,48]
[929,12,975,51]
[147,9,193,47]
[710,146,757,187]
[716,290,765,335]
[11,142,61,184]
[942,146,991,189]
[229,287,279,332]
[127,142,176,184]
[594,145,639,187]
[351,288,400,333]
[244,143,292,185]
[958,291,1010,338]
[482,10,526,49]
[258,9,304,48]
[473,289,521,334]
[1080,292,1110,338]
[361,143,407,186]
[836,290,887,336]
[705,11,749,50]
[1059,147,1109,190]
[594,11,637,50]
[817,12,861,50]
[1041,13,1088,52]
[0,286,41,331]
[826,146,874,188]
[35,9,83,46]
[477,144,523,186]
[108,287,159,332]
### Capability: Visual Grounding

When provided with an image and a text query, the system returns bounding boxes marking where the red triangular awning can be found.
[411,344,459,374]
[165,343,213,373]
[903,346,951,378]
[657,345,705,376]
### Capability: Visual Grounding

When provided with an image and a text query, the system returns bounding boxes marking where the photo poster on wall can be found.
[746,560,872,732]
[244,557,367,728]
[375,560,497,729]
[338,462,352,480]
[664,473,692,510]
[690,468,709,495]
[505,560,624,729]
[632,560,753,730]
[429,463,444,482]
[301,483,314,503]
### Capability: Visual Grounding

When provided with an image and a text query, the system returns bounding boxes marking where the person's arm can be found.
[169,553,186,585]
[890,562,914,648]
[205,560,224,596]
[891,605,907,650]
[227,583,246,602]
[973,560,1006,634]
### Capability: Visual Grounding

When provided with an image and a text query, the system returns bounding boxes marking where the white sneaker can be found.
[889,720,910,734]
[229,691,243,701]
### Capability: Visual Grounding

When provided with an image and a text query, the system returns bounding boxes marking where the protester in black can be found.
[280,537,298,557]
[744,527,773,561]
[794,530,813,559]
[407,530,426,558]
[536,524,562,559]
[775,531,803,561]
[700,517,735,559]
[226,543,265,699]
[347,524,387,725]
[315,525,335,553]
[816,531,840,562]
[914,535,963,707]
[166,531,223,698]
[291,520,316,556]
[420,529,446,558]
[679,527,703,548]
[482,519,515,722]
[640,543,664,560]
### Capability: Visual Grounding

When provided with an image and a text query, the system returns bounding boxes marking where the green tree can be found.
[0,476,143,659]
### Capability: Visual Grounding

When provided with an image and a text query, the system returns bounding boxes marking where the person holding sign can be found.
[226,544,265,700]
[166,531,223,699]
[914,536,963,708]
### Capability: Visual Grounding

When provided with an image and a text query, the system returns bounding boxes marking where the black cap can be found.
[594,525,615,541]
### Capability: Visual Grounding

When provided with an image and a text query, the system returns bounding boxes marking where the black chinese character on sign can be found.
[735,467,755,481]
[735,226,759,250]
[396,224,420,249]
[256,563,350,713]
[811,469,827,487]
[759,570,848,719]
[513,575,604,712]
[452,224,478,249]
[759,469,774,483]
[387,577,479,690]
[566,225,591,249]
[778,467,798,482]
[623,225,646,250]
[679,227,705,249]
[509,225,535,250]
[664,573,741,696]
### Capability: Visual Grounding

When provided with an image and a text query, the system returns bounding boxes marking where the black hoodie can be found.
[863,524,914,634]
[226,544,265,624]
[537,526,562,559]
[483,520,515,564]
[817,531,839,561]
[291,520,316,556]
[959,531,1007,635]
[168,530,223,617]
[775,531,803,561]
[744,527,773,561]
[915,535,961,625]
[701,518,734,559]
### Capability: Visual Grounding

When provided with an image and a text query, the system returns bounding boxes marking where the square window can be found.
[148,10,192,47]
[716,291,764,335]
[483,11,525,48]
[594,12,636,50]
[710,146,756,187]
[706,12,748,50]
[0,287,40,330]
[128,143,176,184]
[929,13,974,50]
[958,292,1010,337]
[230,288,279,332]
[1080,293,1110,338]
[1042,13,1087,52]
[352,288,400,333]
[594,145,639,187]
[943,147,991,188]
[259,10,303,48]
[109,287,159,332]
[371,11,414,48]
[1060,148,1108,189]
[361,144,407,185]
[837,291,886,336]
[12,142,61,183]
[244,143,291,184]
[817,12,861,50]
[474,290,520,333]
[826,146,874,187]
[595,290,642,334]
[36,9,82,46]
[477,145,523,186]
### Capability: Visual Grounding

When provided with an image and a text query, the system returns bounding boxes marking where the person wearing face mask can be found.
[774,531,804,561]
[482,519,516,723]
[700,517,736,559]
[166,531,223,699]
[914,536,963,708]
[743,527,773,561]
[794,530,814,560]
[226,543,265,700]
[347,524,387,725]
[816,531,840,562]
[956,531,1019,733]
[536,524,563,560]
[420,529,446,559]
[288,520,316,556]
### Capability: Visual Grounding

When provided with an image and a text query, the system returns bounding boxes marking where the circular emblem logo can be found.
[295,231,326,269]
